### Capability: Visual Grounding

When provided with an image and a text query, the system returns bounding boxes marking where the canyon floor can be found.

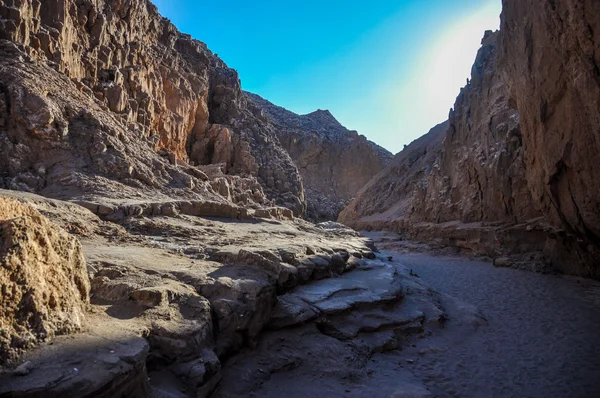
[1,193,599,397]
[212,233,600,398]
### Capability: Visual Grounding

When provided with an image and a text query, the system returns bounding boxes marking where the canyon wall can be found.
[246,92,393,221]
[340,31,534,225]
[499,0,600,275]
[340,25,600,278]
[341,31,534,225]
[0,0,305,215]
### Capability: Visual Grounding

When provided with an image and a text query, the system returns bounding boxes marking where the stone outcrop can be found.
[0,0,305,215]
[0,190,414,397]
[0,197,90,364]
[340,27,600,278]
[246,92,393,221]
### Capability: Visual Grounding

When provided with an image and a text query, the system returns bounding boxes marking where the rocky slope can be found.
[341,31,535,226]
[246,92,393,221]
[340,25,600,278]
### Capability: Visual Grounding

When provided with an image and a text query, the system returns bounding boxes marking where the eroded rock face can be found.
[339,29,600,278]
[0,197,90,364]
[246,92,393,221]
[0,0,305,215]
[0,189,386,396]
[498,0,600,273]
[341,32,535,226]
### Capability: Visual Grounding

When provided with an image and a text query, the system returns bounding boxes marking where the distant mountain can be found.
[246,92,393,221]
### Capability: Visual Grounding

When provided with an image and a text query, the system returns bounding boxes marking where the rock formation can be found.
[0,190,442,397]
[341,31,534,225]
[499,0,600,276]
[340,26,600,278]
[1,0,600,396]
[0,197,89,364]
[0,0,305,215]
[246,92,393,221]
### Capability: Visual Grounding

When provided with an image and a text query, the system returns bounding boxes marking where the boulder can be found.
[0,197,90,364]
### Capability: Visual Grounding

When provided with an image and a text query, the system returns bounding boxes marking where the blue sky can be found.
[152,0,501,153]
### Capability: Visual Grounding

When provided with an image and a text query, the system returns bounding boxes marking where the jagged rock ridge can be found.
[246,92,393,221]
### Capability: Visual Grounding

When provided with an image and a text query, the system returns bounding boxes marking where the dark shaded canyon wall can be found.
[246,92,393,221]
[340,26,600,278]
[499,0,600,273]
[0,0,305,214]
[340,31,535,226]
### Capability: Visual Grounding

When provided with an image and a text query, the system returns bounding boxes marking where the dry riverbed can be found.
[216,233,600,397]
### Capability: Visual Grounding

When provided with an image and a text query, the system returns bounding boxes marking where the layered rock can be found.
[340,29,600,278]
[0,190,391,397]
[0,197,90,364]
[246,92,393,221]
[0,0,305,215]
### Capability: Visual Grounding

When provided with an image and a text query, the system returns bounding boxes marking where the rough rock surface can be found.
[340,32,546,268]
[0,0,305,215]
[0,190,399,397]
[341,32,534,225]
[0,197,90,364]
[340,27,600,278]
[498,0,600,276]
[246,92,393,221]
[339,25,600,277]
[214,258,445,398]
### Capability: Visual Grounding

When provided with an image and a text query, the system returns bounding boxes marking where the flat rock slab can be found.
[0,332,149,398]
[286,260,404,315]
[270,260,407,332]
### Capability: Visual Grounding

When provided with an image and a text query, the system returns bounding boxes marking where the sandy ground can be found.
[388,251,600,397]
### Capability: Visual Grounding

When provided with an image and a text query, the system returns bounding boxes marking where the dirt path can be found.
[390,251,600,397]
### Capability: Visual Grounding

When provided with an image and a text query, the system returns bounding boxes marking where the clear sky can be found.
[152,0,501,154]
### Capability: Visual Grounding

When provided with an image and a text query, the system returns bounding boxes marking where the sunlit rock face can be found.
[246,92,393,221]
[0,197,90,364]
[0,0,305,216]
[499,0,600,275]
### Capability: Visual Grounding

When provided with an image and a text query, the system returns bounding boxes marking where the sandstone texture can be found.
[0,197,89,364]
[246,92,393,221]
[340,28,600,278]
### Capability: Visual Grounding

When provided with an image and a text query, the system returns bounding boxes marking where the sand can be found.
[391,252,600,397]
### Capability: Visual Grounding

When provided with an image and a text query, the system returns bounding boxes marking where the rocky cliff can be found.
[499,0,600,276]
[340,25,600,278]
[0,0,305,215]
[246,92,393,221]
[340,31,534,225]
